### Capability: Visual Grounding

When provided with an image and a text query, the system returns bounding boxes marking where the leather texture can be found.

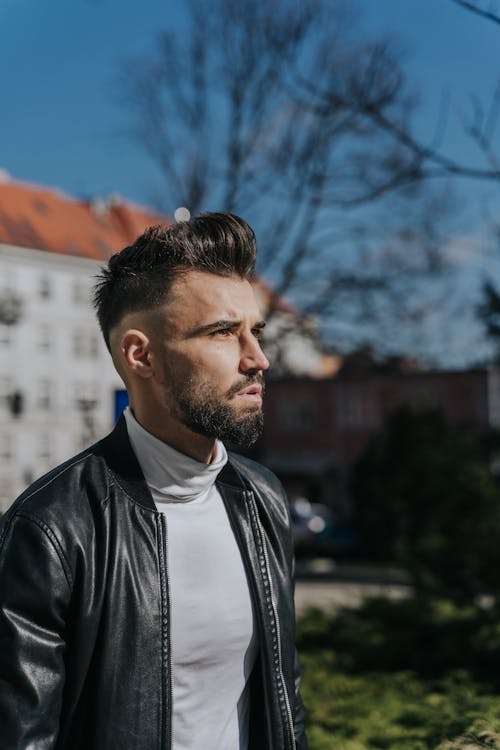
[0,416,308,750]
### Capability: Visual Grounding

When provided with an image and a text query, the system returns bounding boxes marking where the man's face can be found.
[153,271,270,447]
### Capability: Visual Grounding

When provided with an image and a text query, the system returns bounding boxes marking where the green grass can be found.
[300,658,500,749]
[297,600,500,749]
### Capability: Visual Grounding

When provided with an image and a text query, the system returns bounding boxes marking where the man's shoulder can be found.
[1,442,108,533]
[226,452,285,496]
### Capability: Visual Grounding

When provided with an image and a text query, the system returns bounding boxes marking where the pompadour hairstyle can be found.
[93,212,257,350]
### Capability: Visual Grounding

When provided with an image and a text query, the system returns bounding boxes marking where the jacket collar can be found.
[95,415,156,511]
[95,415,248,512]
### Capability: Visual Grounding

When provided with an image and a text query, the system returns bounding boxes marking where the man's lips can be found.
[231,381,264,406]
[227,375,265,400]
[237,384,263,398]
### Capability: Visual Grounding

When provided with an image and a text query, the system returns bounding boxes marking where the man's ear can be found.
[120,329,154,379]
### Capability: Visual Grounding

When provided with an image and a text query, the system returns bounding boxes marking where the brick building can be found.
[258,362,498,516]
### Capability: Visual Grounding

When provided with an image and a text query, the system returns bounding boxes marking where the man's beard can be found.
[171,374,265,447]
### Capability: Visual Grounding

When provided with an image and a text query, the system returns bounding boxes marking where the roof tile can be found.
[0,180,166,260]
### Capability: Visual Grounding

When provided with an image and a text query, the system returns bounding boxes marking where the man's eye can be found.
[210,328,233,337]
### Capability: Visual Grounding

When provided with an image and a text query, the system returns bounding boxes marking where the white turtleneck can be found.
[123,407,258,750]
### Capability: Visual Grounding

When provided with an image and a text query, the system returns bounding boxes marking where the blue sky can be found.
[360,1,500,168]
[1,0,499,211]
[0,0,188,203]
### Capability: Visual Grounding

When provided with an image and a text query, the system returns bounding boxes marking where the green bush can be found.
[297,598,500,684]
[300,654,500,750]
[297,600,500,749]
[350,406,500,601]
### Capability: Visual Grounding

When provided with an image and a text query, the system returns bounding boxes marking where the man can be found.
[0,213,308,750]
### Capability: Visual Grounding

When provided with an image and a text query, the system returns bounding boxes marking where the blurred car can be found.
[290,498,334,557]
[290,497,358,558]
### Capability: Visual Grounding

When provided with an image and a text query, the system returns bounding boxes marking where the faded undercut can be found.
[93,212,257,350]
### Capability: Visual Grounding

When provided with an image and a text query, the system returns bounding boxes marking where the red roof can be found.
[0,177,300,318]
[0,179,166,260]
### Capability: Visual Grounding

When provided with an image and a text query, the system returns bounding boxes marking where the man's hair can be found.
[93,212,257,350]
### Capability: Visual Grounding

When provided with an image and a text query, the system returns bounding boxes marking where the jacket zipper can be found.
[246,492,296,750]
[157,514,174,750]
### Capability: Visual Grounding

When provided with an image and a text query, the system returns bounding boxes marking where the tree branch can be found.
[451,0,500,26]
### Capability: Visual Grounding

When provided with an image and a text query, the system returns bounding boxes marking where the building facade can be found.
[257,366,498,516]
[0,242,124,510]
[0,180,166,511]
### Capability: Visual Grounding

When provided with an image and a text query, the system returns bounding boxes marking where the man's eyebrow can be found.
[187,319,266,336]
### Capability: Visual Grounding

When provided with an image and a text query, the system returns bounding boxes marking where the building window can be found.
[337,389,367,429]
[38,324,51,352]
[0,435,12,461]
[0,376,13,405]
[37,378,53,410]
[0,478,13,510]
[38,434,51,463]
[73,330,100,359]
[22,469,35,487]
[0,288,23,325]
[73,332,83,358]
[73,382,100,409]
[72,280,89,305]
[278,402,315,432]
[72,382,99,448]
[407,386,439,411]
[39,275,52,300]
[0,324,13,346]
[89,333,99,358]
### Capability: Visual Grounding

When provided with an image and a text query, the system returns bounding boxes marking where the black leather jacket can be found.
[0,417,307,750]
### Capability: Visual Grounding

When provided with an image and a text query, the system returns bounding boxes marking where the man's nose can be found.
[240,336,270,373]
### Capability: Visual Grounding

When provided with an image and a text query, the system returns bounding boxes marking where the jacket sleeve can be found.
[0,513,71,750]
[293,647,308,750]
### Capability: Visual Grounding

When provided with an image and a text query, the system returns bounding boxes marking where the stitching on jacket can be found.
[0,452,112,590]
[246,491,296,750]
[13,513,73,591]
[220,457,290,519]
[14,454,92,509]
[156,514,171,750]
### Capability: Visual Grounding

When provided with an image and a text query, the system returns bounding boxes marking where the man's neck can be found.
[128,404,218,464]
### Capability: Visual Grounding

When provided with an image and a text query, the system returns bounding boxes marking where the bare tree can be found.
[424,0,500,361]
[117,0,460,361]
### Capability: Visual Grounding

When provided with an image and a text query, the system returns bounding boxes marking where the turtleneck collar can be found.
[123,406,228,503]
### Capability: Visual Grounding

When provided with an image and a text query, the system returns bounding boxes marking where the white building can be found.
[0,242,125,509]
[0,179,165,511]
